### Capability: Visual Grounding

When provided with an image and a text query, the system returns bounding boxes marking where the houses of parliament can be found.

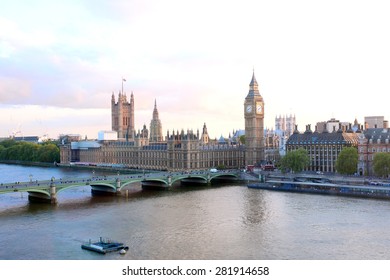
[60,73,265,171]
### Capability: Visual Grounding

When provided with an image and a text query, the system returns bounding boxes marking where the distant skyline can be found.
[1,0,389,139]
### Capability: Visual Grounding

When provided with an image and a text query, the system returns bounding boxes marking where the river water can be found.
[1,163,390,260]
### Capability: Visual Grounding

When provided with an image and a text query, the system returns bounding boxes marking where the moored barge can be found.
[248,180,390,200]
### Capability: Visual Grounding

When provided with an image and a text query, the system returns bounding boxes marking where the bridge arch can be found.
[56,184,92,194]
[27,189,51,196]
[170,175,194,186]
[209,173,239,183]
[178,175,208,186]
[27,189,52,203]
[142,178,169,184]
[89,182,117,194]
[209,173,239,179]
[141,178,170,189]
[118,179,144,190]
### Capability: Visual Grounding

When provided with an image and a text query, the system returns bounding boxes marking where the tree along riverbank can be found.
[0,139,59,163]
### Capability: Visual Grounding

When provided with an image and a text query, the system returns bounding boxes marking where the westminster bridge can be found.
[0,170,242,204]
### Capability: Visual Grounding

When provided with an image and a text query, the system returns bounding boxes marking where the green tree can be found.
[37,143,60,163]
[239,135,245,144]
[7,144,22,160]
[335,147,358,175]
[0,140,60,163]
[280,148,310,173]
[20,142,36,161]
[217,164,227,170]
[373,153,390,178]
[0,145,5,159]
[0,139,17,148]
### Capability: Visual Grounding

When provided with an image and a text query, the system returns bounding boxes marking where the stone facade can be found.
[286,124,360,172]
[111,91,135,140]
[264,128,281,163]
[244,71,265,166]
[275,114,295,136]
[60,128,245,171]
[59,73,264,171]
[364,116,386,129]
[149,100,163,142]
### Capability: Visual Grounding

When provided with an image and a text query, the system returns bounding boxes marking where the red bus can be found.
[262,164,275,171]
[246,165,255,172]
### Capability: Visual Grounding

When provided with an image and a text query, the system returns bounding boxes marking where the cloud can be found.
[0,77,31,102]
[0,0,389,139]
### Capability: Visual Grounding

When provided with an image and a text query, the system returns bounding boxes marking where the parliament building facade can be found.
[60,73,265,171]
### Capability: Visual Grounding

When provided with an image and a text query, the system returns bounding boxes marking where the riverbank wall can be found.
[0,160,55,168]
[0,160,138,174]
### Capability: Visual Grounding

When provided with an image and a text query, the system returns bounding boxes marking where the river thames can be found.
[1,163,390,260]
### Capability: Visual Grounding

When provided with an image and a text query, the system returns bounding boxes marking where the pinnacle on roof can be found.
[152,99,159,119]
[250,70,258,88]
[246,70,261,98]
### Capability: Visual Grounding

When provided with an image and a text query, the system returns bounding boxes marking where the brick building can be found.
[358,128,390,176]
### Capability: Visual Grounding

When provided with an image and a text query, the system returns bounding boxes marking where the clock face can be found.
[256,103,262,114]
[246,105,252,113]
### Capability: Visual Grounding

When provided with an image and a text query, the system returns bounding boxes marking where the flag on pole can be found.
[122,78,126,82]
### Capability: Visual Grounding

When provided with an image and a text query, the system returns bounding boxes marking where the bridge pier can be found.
[28,177,57,204]
[115,178,122,195]
[4,170,241,205]
[50,178,57,204]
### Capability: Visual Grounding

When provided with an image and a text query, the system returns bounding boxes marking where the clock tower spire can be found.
[244,70,265,166]
[248,70,260,97]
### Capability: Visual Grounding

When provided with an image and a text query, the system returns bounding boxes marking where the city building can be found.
[358,127,390,176]
[262,114,296,162]
[59,134,82,145]
[149,99,163,142]
[12,136,40,143]
[364,116,387,129]
[60,73,265,170]
[286,123,360,172]
[264,128,280,163]
[244,71,265,166]
[316,118,348,134]
[111,91,135,140]
[275,114,296,136]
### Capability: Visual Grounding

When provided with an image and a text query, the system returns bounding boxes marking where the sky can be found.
[0,0,389,139]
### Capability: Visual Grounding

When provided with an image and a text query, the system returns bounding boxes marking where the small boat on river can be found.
[81,237,129,254]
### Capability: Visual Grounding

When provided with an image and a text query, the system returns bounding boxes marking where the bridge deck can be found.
[0,170,241,197]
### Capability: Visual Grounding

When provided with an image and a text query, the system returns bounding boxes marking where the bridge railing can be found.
[0,169,241,195]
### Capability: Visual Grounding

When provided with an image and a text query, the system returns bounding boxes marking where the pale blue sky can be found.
[1,0,389,139]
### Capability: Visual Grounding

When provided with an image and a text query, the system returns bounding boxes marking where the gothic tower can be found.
[200,123,210,144]
[111,91,135,140]
[150,99,163,142]
[244,71,265,166]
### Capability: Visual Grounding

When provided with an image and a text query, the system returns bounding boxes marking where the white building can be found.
[98,131,118,141]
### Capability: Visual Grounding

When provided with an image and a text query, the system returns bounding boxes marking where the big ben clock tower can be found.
[244,71,264,166]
